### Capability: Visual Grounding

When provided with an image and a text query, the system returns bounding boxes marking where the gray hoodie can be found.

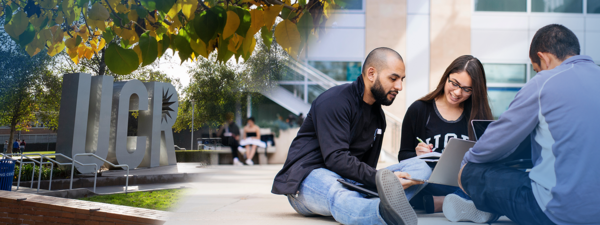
[463,55,600,224]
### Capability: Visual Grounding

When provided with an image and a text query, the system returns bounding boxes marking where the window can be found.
[532,0,583,13]
[475,0,527,12]
[590,0,600,13]
[482,64,528,118]
[483,64,527,83]
[308,61,362,82]
[488,88,521,119]
[338,0,363,10]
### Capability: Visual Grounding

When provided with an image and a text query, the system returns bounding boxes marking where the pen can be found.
[416,137,432,152]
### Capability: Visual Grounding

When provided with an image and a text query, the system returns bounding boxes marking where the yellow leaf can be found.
[157,41,163,58]
[133,45,143,64]
[48,42,65,57]
[89,2,110,21]
[106,0,119,11]
[78,44,86,57]
[4,11,29,39]
[78,25,90,41]
[274,19,300,59]
[223,11,240,39]
[56,12,64,24]
[84,46,94,59]
[30,14,47,31]
[190,38,208,58]
[116,4,129,13]
[207,38,217,54]
[38,29,53,44]
[284,0,291,5]
[168,15,182,33]
[90,38,98,51]
[168,0,198,20]
[263,5,283,30]
[97,38,106,52]
[228,34,243,52]
[248,10,264,38]
[323,1,330,18]
[39,0,57,9]
[128,10,139,22]
[26,44,41,57]
[68,47,79,64]
[51,26,64,44]
[242,34,255,56]
[65,37,77,49]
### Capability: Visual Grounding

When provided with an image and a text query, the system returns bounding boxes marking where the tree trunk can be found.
[7,123,16,154]
[98,48,106,76]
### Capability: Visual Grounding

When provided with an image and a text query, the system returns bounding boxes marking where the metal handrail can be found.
[1,153,52,192]
[39,153,92,191]
[72,153,130,194]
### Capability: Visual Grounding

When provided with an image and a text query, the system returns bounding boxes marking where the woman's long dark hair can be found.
[419,55,493,140]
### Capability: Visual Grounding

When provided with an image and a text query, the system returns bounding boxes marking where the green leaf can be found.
[217,37,233,62]
[18,23,36,47]
[104,27,115,43]
[193,8,225,45]
[297,12,313,53]
[139,31,158,66]
[135,5,149,19]
[299,0,306,6]
[159,34,170,56]
[141,0,177,14]
[261,26,272,51]
[231,7,251,38]
[105,43,140,75]
[173,34,193,64]
[75,35,82,46]
[4,5,12,24]
[111,13,130,26]
[281,7,296,20]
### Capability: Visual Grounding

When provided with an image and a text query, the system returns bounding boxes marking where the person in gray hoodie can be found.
[443,24,600,225]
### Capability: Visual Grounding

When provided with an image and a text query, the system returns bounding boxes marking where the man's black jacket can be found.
[271,77,387,195]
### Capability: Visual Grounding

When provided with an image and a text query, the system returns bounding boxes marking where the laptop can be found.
[426,138,475,187]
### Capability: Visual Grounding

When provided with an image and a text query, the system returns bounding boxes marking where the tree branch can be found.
[104,0,124,26]
[264,0,295,10]
[198,0,210,10]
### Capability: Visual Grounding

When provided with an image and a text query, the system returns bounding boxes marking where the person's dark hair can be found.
[419,55,493,140]
[247,117,255,123]
[529,24,580,65]
[362,47,404,76]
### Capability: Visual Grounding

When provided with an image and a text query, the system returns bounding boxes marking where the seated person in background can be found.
[398,55,493,213]
[217,112,243,166]
[240,117,264,165]
[447,24,600,225]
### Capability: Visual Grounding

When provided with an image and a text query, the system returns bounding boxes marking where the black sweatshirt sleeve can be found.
[398,101,426,161]
[313,97,378,187]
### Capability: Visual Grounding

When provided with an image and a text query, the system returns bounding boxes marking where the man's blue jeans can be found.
[287,158,431,224]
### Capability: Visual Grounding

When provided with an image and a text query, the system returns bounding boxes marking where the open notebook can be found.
[415,152,442,162]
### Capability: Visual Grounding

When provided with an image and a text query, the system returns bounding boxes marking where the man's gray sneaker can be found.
[376,169,418,225]
[443,193,500,223]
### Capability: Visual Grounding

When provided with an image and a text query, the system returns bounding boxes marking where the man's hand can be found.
[416,143,433,156]
[394,171,424,189]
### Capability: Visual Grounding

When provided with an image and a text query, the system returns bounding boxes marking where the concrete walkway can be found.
[165,163,517,225]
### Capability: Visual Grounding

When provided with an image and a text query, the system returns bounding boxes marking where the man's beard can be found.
[371,78,396,106]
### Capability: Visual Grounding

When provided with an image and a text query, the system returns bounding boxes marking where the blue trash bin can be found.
[0,159,16,191]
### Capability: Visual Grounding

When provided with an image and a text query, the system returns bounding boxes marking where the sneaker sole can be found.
[443,194,495,223]
[376,169,418,225]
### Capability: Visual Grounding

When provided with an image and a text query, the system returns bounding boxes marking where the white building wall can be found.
[406,0,431,105]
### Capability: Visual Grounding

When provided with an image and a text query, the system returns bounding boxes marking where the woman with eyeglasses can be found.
[398,55,493,213]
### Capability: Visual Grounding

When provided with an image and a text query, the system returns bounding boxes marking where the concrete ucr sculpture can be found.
[56,73,179,173]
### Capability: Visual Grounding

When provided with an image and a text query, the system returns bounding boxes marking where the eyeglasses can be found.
[448,79,473,93]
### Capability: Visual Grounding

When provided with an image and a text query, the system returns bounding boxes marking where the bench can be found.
[208,145,276,165]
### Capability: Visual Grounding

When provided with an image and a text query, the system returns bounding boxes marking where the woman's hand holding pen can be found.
[415,142,433,156]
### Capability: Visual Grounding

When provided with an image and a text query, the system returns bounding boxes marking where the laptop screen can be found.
[472,120,493,141]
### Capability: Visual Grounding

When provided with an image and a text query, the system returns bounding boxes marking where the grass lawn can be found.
[78,189,186,211]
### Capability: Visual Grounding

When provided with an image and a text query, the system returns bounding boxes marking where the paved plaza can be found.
[165,163,516,225]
